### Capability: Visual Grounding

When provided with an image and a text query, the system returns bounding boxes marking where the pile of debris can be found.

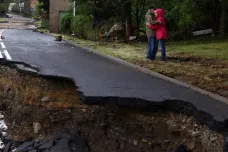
[1,129,89,152]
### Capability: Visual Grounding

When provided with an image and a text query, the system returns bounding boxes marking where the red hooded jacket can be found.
[147,9,167,40]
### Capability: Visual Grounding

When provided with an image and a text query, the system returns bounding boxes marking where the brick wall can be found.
[49,0,69,33]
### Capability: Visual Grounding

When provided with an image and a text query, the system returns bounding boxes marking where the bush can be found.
[32,1,43,19]
[71,15,93,39]
[0,3,6,16]
[60,13,73,33]
[11,3,20,14]
[41,18,49,28]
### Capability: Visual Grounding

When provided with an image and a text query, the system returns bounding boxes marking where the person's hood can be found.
[155,9,164,18]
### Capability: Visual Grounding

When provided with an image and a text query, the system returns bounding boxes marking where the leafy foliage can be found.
[60,13,73,33]
[71,15,93,39]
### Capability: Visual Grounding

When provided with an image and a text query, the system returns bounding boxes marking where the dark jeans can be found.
[158,39,166,61]
[147,36,158,60]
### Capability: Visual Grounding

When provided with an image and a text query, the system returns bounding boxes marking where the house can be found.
[49,0,69,33]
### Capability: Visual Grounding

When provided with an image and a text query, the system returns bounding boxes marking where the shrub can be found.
[11,3,20,14]
[60,13,73,33]
[0,3,6,15]
[32,1,43,20]
[71,15,93,39]
[41,18,49,28]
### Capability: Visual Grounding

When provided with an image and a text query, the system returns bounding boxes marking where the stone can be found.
[16,141,33,152]
[0,114,4,119]
[34,140,47,148]
[210,137,218,142]
[188,142,195,150]
[2,132,7,136]
[41,97,49,102]
[69,140,89,152]
[142,139,148,143]
[192,131,201,137]
[26,146,35,151]
[28,150,37,152]
[33,122,42,134]
[3,142,11,152]
[133,140,138,146]
[100,123,108,129]
[51,138,69,150]
[55,36,62,41]
[174,144,188,152]
[38,140,54,150]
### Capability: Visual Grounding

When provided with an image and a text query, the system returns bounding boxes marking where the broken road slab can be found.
[1,29,228,130]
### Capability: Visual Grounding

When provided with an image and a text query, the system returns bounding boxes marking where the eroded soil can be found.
[132,56,228,98]
[0,66,224,152]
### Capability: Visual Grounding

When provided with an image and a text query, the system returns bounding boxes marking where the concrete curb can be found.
[61,38,228,106]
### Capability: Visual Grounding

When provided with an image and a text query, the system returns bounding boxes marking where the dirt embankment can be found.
[0,66,224,152]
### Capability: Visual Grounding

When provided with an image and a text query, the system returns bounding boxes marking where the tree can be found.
[220,0,228,36]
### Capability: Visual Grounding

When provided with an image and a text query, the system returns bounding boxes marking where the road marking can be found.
[0,51,3,59]
[3,50,12,60]
[0,42,5,49]
[0,29,4,41]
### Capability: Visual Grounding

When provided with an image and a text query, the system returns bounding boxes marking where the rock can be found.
[39,140,54,150]
[15,141,33,152]
[210,136,218,142]
[192,131,201,137]
[0,114,4,119]
[188,142,195,150]
[41,97,49,102]
[2,132,7,136]
[174,144,189,152]
[34,140,47,148]
[33,122,42,134]
[3,142,11,152]
[133,140,138,146]
[142,139,148,143]
[26,146,35,151]
[100,123,108,129]
[55,36,62,41]
[51,138,68,150]
[40,31,43,34]
[82,109,87,113]
[164,140,171,143]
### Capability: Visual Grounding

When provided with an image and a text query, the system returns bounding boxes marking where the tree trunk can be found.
[124,0,133,39]
[24,0,31,16]
[135,0,139,37]
[212,0,221,35]
[220,0,228,37]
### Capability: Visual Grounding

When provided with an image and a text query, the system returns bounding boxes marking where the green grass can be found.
[63,36,228,61]
[0,18,6,22]
[167,41,228,60]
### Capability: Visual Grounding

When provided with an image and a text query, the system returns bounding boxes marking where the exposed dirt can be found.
[132,56,228,98]
[0,66,224,152]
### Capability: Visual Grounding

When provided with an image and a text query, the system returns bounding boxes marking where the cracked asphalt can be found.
[0,15,228,123]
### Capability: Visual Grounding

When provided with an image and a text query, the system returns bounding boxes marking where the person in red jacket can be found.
[146,9,167,61]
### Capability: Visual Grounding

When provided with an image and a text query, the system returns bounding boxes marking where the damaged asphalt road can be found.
[1,29,228,124]
[0,24,227,151]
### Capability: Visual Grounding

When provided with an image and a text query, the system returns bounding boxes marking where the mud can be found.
[132,56,228,98]
[0,65,225,152]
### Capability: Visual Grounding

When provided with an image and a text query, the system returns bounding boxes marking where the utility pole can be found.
[19,0,21,14]
[73,0,76,17]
